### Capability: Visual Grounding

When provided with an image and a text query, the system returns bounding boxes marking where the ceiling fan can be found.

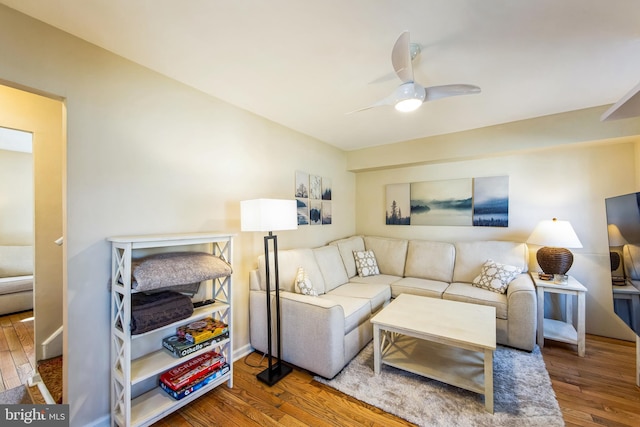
[350,31,481,113]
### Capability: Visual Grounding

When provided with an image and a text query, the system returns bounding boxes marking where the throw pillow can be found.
[472,259,522,294]
[294,267,317,296]
[353,250,380,277]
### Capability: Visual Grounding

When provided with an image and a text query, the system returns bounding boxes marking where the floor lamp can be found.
[241,198,298,386]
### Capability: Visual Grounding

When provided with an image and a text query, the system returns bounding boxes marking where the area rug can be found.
[0,386,32,404]
[38,355,63,404]
[314,342,564,427]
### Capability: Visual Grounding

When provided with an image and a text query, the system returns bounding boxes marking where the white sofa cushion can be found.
[363,236,408,277]
[330,236,365,278]
[444,282,508,319]
[327,282,391,313]
[404,240,455,283]
[313,245,349,292]
[258,248,326,294]
[452,241,528,283]
[349,274,402,286]
[319,294,372,334]
[391,277,450,299]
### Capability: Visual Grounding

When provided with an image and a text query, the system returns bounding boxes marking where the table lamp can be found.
[241,198,297,385]
[527,218,583,276]
[607,223,628,284]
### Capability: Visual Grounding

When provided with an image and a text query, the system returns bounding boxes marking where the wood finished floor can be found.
[1,311,638,426]
[0,310,35,392]
[156,334,640,427]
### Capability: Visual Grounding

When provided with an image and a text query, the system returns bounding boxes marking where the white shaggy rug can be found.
[314,342,564,427]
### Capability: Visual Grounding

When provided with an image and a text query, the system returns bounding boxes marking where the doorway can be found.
[0,83,65,401]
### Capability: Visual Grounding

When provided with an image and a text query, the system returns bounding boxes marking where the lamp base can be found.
[537,246,573,275]
[256,362,292,386]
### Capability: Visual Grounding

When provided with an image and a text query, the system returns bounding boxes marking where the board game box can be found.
[176,317,228,344]
[160,363,230,400]
[162,331,229,358]
[159,351,225,391]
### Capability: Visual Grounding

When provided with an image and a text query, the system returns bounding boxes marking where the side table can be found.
[530,273,587,357]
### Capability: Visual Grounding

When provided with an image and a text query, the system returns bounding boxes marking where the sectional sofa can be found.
[249,235,537,379]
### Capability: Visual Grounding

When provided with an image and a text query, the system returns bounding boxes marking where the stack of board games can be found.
[159,351,227,400]
[162,330,229,358]
[160,363,230,400]
[176,317,228,344]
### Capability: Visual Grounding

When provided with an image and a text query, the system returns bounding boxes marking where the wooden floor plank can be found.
[0,310,34,391]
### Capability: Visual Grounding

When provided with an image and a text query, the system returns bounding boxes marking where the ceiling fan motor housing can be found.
[394,82,426,111]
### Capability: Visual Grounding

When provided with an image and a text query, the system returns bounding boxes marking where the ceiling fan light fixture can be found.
[393,82,425,112]
[395,98,423,112]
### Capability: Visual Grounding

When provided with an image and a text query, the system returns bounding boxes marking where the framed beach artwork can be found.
[472,176,509,227]
[410,178,472,226]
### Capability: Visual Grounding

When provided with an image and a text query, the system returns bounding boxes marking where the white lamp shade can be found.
[527,218,583,248]
[241,199,298,232]
[607,223,629,247]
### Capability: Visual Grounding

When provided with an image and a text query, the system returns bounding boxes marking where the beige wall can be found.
[0,85,64,364]
[0,5,355,426]
[346,106,640,172]
[354,132,640,341]
[0,149,33,245]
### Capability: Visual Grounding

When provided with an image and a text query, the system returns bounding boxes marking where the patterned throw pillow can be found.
[294,267,317,296]
[472,259,522,294]
[353,250,380,277]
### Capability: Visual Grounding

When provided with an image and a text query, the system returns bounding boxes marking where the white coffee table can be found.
[371,294,497,413]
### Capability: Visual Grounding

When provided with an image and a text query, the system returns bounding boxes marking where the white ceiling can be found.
[2,0,640,151]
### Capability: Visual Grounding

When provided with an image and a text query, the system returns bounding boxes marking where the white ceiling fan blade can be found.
[392,31,413,83]
[424,84,481,101]
[347,83,426,114]
[345,96,394,114]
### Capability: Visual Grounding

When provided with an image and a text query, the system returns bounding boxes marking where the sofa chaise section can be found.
[249,243,392,378]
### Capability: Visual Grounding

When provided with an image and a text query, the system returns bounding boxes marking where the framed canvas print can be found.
[309,200,322,225]
[295,171,309,198]
[410,178,472,226]
[322,177,332,200]
[386,183,410,225]
[296,197,309,225]
[309,175,322,200]
[473,175,509,227]
[322,201,332,224]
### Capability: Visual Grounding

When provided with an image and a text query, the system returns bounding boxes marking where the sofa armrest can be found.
[249,289,347,378]
[506,273,537,351]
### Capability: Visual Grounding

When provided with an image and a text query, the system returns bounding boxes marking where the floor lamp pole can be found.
[256,231,292,386]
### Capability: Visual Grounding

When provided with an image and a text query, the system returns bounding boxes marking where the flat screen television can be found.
[605,192,640,336]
